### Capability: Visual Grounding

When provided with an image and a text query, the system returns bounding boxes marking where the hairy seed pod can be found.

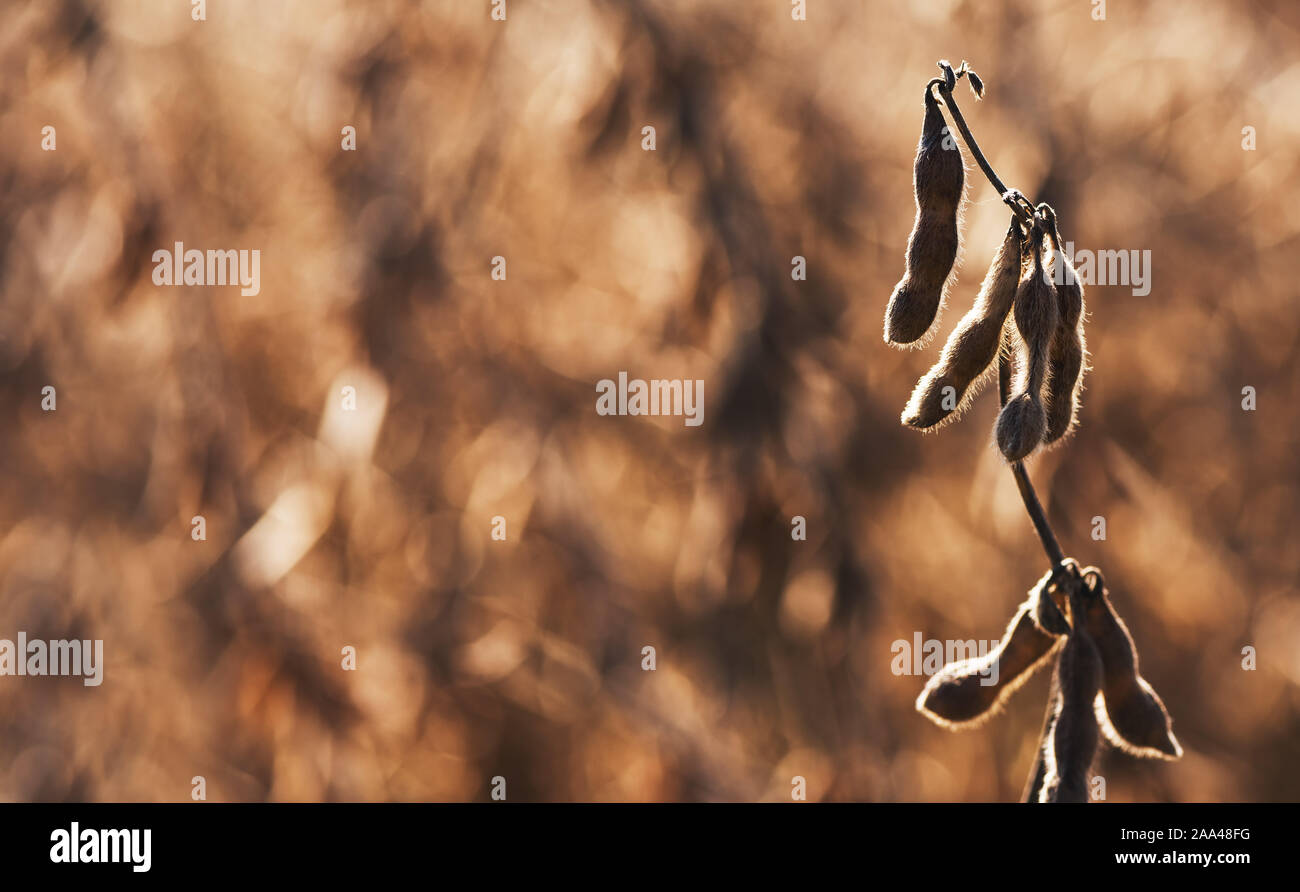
[1040,206,1088,444]
[996,222,1058,461]
[916,597,1059,728]
[1039,584,1102,803]
[1044,324,1087,443]
[884,86,965,346]
[938,60,957,92]
[1079,570,1183,760]
[902,219,1022,429]
[1029,566,1071,636]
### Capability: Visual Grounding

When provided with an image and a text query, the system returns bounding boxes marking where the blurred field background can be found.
[0,0,1297,802]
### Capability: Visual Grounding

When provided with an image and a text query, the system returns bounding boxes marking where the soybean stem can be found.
[928,77,1035,227]
[998,351,1065,804]
[949,61,1074,805]
[996,354,1066,567]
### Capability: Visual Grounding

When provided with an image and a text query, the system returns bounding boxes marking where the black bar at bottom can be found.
[0,802,1279,879]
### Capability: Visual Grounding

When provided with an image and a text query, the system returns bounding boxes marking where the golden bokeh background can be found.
[0,0,1296,801]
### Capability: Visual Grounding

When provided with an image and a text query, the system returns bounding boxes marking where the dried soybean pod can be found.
[884,85,965,346]
[902,218,1023,429]
[1040,205,1088,444]
[1080,570,1183,759]
[1039,582,1103,803]
[938,59,958,92]
[1028,565,1071,636]
[1044,323,1087,444]
[916,596,1059,728]
[996,221,1058,461]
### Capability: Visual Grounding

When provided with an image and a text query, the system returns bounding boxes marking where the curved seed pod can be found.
[938,59,958,92]
[902,219,1022,429]
[916,596,1059,728]
[1045,324,1087,443]
[1039,583,1102,803]
[1029,565,1070,636]
[1079,570,1183,759]
[1040,206,1088,444]
[951,60,985,99]
[884,86,965,346]
[996,222,1058,461]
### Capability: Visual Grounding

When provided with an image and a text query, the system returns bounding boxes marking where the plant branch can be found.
[997,350,1066,568]
[973,100,1072,800]
[928,75,1035,227]
[933,61,1083,803]
[998,351,1065,803]
[1020,677,1057,803]
[944,64,1069,571]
